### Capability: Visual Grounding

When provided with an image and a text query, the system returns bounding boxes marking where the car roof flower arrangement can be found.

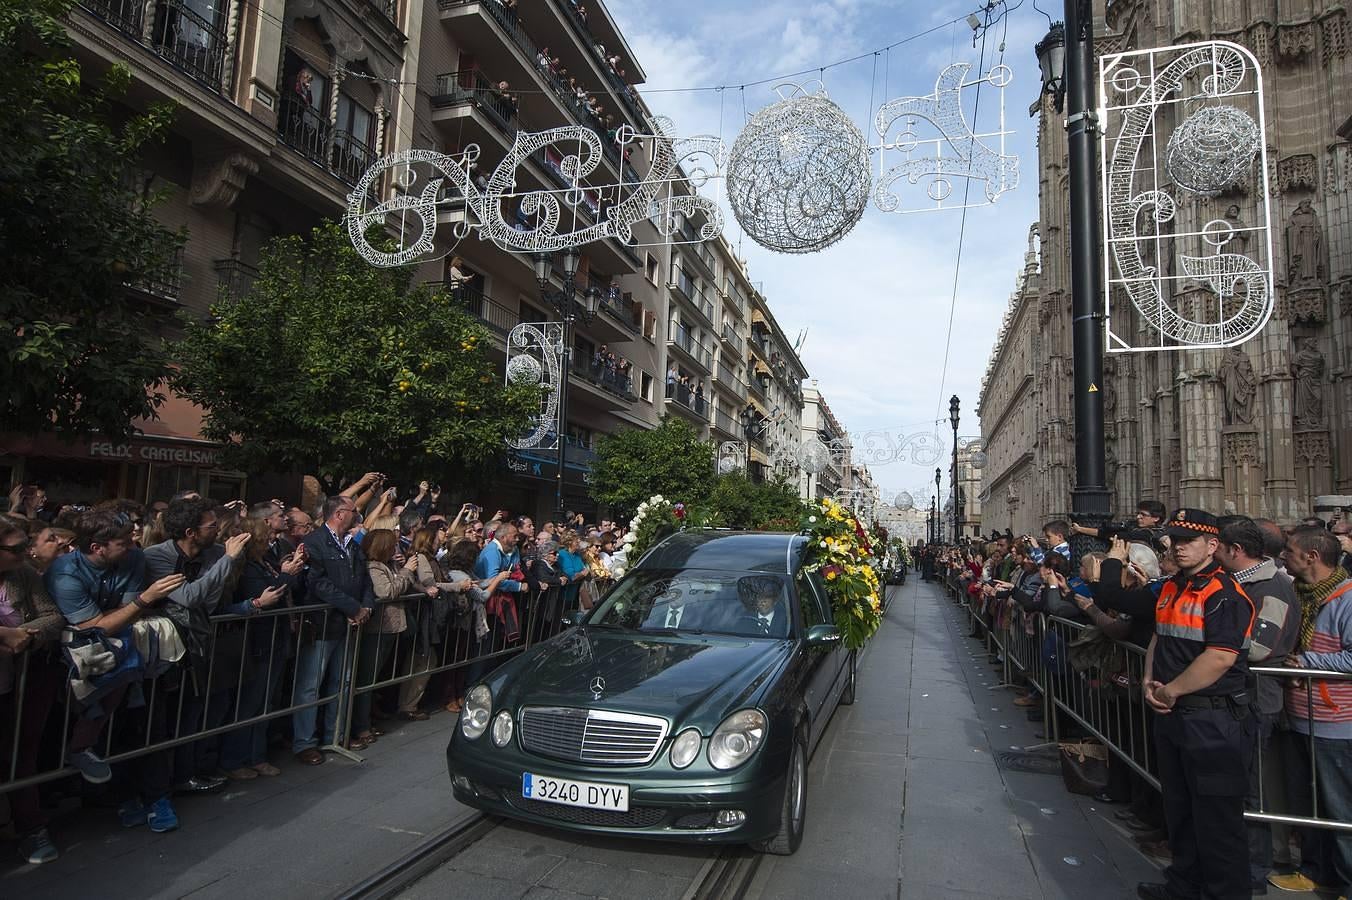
[801,497,883,650]
[611,495,676,578]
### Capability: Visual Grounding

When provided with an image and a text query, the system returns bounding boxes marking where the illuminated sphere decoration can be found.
[1164,105,1259,197]
[725,89,872,254]
[894,491,914,512]
[717,456,739,476]
[506,353,543,386]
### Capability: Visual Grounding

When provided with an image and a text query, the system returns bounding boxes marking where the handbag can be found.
[578,579,598,611]
[1058,739,1110,796]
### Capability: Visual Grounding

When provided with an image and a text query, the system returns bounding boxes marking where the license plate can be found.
[522,772,629,812]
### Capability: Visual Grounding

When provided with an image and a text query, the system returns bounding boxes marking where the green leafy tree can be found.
[172,223,540,491]
[588,417,716,515]
[1,0,184,439]
[705,473,806,530]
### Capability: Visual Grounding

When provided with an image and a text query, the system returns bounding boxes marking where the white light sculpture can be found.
[894,491,914,511]
[346,122,725,267]
[504,322,563,450]
[725,83,872,254]
[873,63,1018,214]
[1099,40,1274,351]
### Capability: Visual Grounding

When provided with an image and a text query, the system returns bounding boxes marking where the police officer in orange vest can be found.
[1137,508,1257,900]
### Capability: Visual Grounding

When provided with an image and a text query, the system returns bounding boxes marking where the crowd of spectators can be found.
[920,503,1352,898]
[0,477,631,865]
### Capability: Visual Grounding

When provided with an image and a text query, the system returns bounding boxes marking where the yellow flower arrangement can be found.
[799,498,885,650]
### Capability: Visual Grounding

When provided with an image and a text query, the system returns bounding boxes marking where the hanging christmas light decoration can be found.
[725,83,872,254]
[345,122,725,267]
[873,63,1018,214]
[894,491,914,512]
[1100,40,1274,351]
[504,322,563,451]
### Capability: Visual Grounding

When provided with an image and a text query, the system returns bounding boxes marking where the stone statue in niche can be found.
[1286,199,1326,286]
[1218,347,1257,425]
[1291,337,1326,428]
[1223,204,1251,255]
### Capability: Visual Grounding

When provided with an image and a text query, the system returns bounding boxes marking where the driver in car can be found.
[733,575,789,638]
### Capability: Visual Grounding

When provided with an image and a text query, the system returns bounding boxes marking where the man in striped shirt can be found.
[1138,508,1257,900]
[1268,526,1352,896]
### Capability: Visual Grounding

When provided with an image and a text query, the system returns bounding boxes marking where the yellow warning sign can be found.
[1088,383,1099,392]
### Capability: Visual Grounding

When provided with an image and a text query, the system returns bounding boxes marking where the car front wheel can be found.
[753,735,806,855]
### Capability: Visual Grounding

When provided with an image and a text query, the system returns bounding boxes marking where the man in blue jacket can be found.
[292,495,375,765]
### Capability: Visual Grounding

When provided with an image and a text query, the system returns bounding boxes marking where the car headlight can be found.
[461,684,492,740]
[491,710,514,747]
[669,728,701,769]
[708,710,767,770]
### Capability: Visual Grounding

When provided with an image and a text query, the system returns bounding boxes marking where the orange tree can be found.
[172,223,539,491]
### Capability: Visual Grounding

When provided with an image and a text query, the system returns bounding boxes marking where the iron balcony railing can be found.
[78,0,228,92]
[126,246,185,304]
[664,381,709,420]
[214,258,259,301]
[448,284,518,335]
[713,406,740,435]
[667,324,711,369]
[721,323,742,352]
[439,0,622,170]
[548,0,648,128]
[276,94,374,187]
[715,361,746,399]
[371,0,397,22]
[433,69,520,132]
[571,355,636,400]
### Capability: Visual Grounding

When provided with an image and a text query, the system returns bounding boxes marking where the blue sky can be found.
[608,0,1052,502]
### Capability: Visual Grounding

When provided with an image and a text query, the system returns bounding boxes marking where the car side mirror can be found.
[567,609,589,627]
[804,624,841,648]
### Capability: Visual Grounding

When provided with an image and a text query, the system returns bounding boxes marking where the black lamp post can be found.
[949,395,960,545]
[1036,3,1110,556]
[934,467,942,545]
[534,247,600,519]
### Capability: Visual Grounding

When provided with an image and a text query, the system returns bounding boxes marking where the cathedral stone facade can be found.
[978,0,1352,535]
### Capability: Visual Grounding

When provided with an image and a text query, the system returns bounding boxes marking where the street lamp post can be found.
[1036,3,1111,556]
[934,467,942,545]
[949,395,960,546]
[533,248,600,519]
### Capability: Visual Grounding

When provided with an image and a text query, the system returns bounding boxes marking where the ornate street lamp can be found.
[534,247,600,518]
[934,467,942,545]
[1035,3,1109,559]
[949,395,960,545]
[1034,21,1066,111]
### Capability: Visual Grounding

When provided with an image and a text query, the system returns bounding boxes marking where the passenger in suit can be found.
[732,575,790,638]
[642,586,702,631]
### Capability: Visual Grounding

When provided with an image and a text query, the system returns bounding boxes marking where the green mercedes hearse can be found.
[445,530,857,855]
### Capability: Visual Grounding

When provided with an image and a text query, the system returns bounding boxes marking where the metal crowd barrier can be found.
[0,585,577,796]
[936,572,1352,834]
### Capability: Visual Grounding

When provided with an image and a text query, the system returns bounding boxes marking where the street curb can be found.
[331,812,498,900]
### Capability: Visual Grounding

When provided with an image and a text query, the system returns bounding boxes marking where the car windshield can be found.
[588,569,794,639]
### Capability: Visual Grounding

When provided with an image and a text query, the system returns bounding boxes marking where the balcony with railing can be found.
[714,360,746,399]
[542,0,648,129]
[680,226,718,278]
[663,380,709,422]
[667,322,712,372]
[275,95,376,187]
[126,246,185,307]
[571,355,636,402]
[720,323,743,353]
[438,0,624,175]
[78,0,229,92]
[432,69,520,133]
[446,284,519,335]
[712,405,741,437]
[214,258,259,302]
[670,269,714,327]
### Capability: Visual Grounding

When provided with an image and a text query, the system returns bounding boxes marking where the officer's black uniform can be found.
[1146,509,1257,900]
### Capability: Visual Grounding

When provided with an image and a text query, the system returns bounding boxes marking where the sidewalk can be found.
[748,577,1163,900]
[1,710,475,899]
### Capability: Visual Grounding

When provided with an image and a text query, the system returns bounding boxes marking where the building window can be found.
[640,371,653,402]
[642,310,657,341]
[645,253,659,284]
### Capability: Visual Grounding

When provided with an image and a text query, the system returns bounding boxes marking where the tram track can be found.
[332,811,763,900]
